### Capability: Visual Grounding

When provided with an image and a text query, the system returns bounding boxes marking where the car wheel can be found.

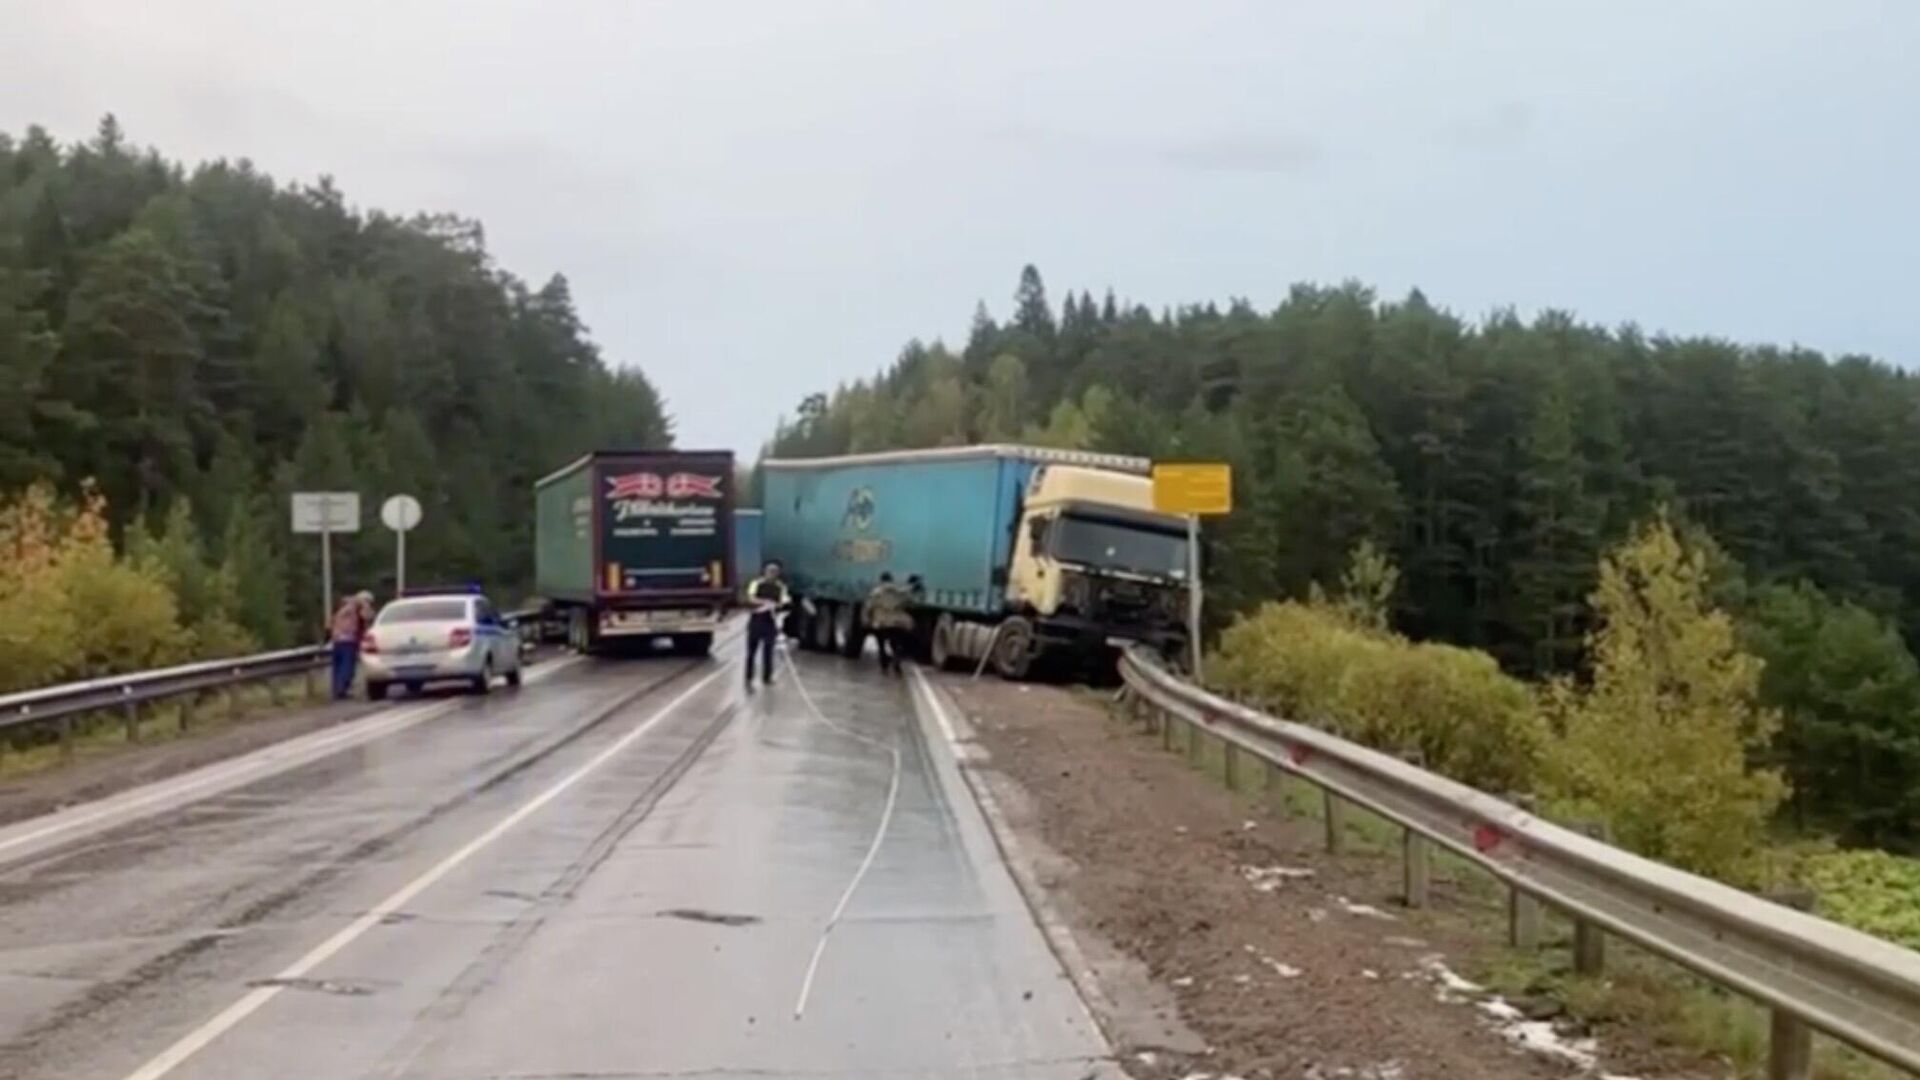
[366,680,389,701]
[506,665,522,688]
[473,659,493,695]
[405,681,423,696]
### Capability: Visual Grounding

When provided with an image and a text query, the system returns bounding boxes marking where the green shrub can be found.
[1799,850,1920,950]
[1211,600,1545,792]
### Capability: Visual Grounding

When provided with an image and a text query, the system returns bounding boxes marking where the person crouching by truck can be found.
[743,559,789,690]
[329,590,375,700]
[863,572,915,676]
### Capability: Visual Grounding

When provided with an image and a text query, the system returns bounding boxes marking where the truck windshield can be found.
[1050,515,1188,578]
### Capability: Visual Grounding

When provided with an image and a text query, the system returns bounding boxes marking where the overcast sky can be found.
[5,2,1917,452]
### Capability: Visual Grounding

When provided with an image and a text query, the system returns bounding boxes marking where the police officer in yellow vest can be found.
[743,560,790,689]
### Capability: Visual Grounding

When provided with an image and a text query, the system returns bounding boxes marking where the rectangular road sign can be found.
[291,492,361,534]
[1152,463,1232,515]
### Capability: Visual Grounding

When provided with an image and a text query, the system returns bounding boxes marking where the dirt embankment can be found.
[943,678,1655,1080]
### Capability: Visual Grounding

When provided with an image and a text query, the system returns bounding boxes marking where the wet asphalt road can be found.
[0,638,1113,1080]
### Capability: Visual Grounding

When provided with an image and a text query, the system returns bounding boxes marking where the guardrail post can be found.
[1160,708,1174,751]
[179,693,197,732]
[1572,820,1610,974]
[1403,830,1431,908]
[1223,741,1240,792]
[1323,789,1346,854]
[1265,762,1290,817]
[305,668,319,701]
[60,715,75,763]
[123,700,139,744]
[1186,720,1204,766]
[1509,888,1543,950]
[1769,1010,1812,1080]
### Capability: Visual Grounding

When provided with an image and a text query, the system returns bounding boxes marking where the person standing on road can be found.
[743,560,789,689]
[329,590,375,700]
[863,572,915,676]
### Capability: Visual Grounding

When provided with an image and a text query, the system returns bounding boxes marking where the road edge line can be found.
[906,666,1122,1053]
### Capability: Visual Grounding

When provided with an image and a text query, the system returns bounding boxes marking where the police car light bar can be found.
[400,583,485,597]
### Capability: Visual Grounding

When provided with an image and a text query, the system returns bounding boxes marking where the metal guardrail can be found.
[0,607,543,761]
[1118,645,1920,1080]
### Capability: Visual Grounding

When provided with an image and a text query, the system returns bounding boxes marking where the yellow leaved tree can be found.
[1542,510,1787,883]
[0,485,186,695]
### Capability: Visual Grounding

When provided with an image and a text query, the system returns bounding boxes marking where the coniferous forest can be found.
[0,118,669,663]
[768,265,1920,849]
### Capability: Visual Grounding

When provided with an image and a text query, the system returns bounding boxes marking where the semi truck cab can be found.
[1006,464,1191,660]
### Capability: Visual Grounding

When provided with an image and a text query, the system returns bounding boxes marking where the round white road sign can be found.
[381,494,423,532]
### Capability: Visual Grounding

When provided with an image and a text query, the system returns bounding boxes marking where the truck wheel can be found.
[993,617,1037,680]
[812,603,838,653]
[672,633,713,656]
[931,614,960,672]
[835,604,863,659]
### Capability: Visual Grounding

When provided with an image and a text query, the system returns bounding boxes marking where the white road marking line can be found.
[911,664,962,747]
[786,653,904,1020]
[908,664,1114,1047]
[117,664,724,1080]
[0,657,583,860]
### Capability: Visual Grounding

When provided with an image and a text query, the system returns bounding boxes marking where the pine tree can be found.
[1741,581,1920,844]
[1012,263,1054,341]
[1506,377,1601,673]
[977,353,1030,441]
[0,256,59,488]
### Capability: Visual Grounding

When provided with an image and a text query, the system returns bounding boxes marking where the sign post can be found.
[380,494,424,595]
[292,493,362,630]
[1150,463,1234,679]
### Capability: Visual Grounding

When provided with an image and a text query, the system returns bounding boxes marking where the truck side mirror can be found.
[1027,517,1048,549]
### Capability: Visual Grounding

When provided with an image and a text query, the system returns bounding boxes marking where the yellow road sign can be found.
[1152,462,1232,515]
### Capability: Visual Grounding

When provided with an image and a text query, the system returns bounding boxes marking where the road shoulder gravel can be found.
[940,676,1610,1080]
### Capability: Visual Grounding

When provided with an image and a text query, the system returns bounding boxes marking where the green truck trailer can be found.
[533,450,738,655]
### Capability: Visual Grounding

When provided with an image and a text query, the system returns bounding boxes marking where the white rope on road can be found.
[779,640,905,1020]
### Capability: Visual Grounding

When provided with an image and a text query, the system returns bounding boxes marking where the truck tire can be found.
[992,616,1037,680]
[931,614,960,672]
[835,603,864,659]
[672,633,713,656]
[811,602,838,653]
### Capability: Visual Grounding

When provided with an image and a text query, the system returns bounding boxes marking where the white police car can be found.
[361,587,523,700]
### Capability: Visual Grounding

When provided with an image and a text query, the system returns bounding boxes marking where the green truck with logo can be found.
[533,450,737,655]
